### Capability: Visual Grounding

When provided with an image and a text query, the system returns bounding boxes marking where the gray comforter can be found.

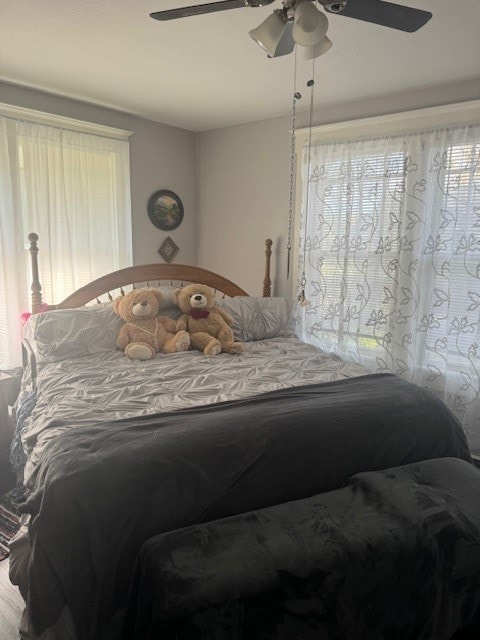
[21,374,471,640]
[21,337,367,484]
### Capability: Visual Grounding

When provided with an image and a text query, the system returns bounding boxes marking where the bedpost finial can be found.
[263,238,272,298]
[28,232,43,313]
[28,232,39,247]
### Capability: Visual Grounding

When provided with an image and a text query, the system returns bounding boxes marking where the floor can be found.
[0,558,23,639]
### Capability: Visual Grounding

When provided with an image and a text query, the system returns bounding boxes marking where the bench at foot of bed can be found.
[122,457,480,640]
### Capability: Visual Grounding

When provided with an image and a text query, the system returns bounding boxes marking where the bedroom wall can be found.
[0,81,197,266]
[196,116,291,298]
[2,77,479,298]
[196,77,480,298]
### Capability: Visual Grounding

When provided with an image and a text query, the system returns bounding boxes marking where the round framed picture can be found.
[147,190,184,231]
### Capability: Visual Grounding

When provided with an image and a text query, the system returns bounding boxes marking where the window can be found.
[297,123,480,453]
[0,111,132,368]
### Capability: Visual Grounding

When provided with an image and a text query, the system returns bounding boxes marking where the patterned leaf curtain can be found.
[298,124,480,454]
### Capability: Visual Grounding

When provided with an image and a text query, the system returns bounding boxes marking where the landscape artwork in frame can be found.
[158,236,179,263]
[148,190,184,231]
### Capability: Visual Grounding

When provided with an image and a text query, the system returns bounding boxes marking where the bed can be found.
[8,233,477,640]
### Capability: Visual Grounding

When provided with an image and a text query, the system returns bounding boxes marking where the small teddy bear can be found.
[113,288,190,360]
[172,283,244,356]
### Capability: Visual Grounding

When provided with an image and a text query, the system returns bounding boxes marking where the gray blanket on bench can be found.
[123,458,480,640]
[21,374,471,639]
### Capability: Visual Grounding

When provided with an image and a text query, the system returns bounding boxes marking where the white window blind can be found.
[298,124,480,453]
[0,114,132,368]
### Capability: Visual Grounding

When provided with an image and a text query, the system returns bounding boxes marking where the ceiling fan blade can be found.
[323,0,432,32]
[150,0,246,21]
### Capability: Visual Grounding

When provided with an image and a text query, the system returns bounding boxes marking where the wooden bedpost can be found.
[28,233,43,313]
[263,238,272,297]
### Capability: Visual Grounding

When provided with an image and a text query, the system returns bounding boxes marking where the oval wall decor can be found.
[147,190,184,231]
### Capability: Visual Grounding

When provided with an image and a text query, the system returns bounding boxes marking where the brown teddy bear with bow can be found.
[113,288,190,360]
[172,283,244,356]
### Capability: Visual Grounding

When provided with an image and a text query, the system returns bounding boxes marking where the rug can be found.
[0,488,24,562]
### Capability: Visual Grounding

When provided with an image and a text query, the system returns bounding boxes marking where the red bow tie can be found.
[190,309,210,319]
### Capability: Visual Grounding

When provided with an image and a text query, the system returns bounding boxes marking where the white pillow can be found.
[216,297,295,342]
[153,285,182,320]
[24,304,122,364]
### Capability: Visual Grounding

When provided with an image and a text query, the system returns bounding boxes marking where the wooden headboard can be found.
[28,233,273,313]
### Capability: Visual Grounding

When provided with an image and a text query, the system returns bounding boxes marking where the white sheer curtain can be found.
[0,116,132,368]
[0,118,27,369]
[298,124,480,453]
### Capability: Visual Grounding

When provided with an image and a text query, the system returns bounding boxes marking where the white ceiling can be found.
[1,1,479,132]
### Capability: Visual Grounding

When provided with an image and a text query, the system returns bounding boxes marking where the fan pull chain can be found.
[297,67,315,309]
[286,48,300,280]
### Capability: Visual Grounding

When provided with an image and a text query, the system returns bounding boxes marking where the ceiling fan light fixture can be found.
[302,34,333,59]
[292,0,329,46]
[267,21,295,58]
[249,10,288,57]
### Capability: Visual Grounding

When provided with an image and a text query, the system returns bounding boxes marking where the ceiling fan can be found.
[150,0,432,59]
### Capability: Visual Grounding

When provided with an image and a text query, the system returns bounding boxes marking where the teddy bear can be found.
[172,283,244,356]
[112,288,190,360]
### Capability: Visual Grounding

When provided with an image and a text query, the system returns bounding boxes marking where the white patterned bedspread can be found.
[21,337,368,483]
